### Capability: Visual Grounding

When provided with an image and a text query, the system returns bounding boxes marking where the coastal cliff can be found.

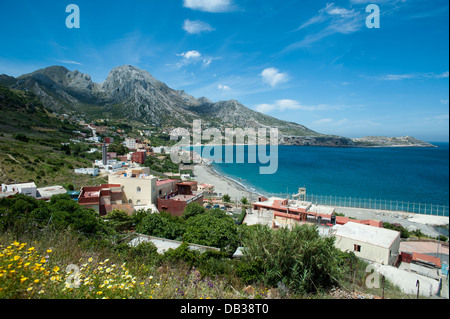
[351,136,436,148]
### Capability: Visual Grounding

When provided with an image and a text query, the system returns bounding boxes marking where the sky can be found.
[0,0,448,142]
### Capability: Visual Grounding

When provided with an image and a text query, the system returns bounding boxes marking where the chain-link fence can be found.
[267,193,449,217]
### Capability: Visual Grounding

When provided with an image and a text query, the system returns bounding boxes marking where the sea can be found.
[191,143,449,217]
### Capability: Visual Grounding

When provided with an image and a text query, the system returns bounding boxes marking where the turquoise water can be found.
[192,143,449,215]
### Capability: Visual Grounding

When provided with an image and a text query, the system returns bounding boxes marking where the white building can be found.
[94,160,124,173]
[152,146,164,154]
[1,182,37,198]
[74,167,99,176]
[124,138,137,150]
[333,222,401,266]
[36,186,67,200]
[108,168,158,208]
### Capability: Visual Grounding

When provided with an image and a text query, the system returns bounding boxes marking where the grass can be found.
[0,229,250,299]
[0,135,108,188]
[0,224,422,300]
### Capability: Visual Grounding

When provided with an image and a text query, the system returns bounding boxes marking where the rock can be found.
[243,285,255,295]
[267,288,280,299]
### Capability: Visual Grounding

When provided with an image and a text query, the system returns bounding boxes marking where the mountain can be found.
[2,65,322,137]
[0,65,434,147]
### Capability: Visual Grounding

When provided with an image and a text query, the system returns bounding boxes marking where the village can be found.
[0,120,448,299]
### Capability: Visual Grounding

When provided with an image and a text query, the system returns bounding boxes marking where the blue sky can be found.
[0,0,448,141]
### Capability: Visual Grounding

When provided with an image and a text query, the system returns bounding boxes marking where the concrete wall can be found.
[334,236,394,265]
[109,175,157,206]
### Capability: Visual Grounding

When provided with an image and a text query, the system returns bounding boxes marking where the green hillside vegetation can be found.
[0,85,106,187]
[0,196,414,299]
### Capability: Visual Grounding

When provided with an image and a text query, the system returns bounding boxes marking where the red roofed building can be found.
[253,197,382,229]
[78,184,133,216]
[157,181,202,217]
[412,252,442,269]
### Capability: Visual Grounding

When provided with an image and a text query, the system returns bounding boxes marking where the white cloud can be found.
[183,19,215,34]
[218,84,231,91]
[183,0,235,12]
[175,50,216,69]
[260,68,289,87]
[289,3,364,50]
[56,59,83,65]
[374,71,449,81]
[203,58,213,68]
[255,99,331,113]
[313,118,334,124]
[177,50,202,59]
[441,99,449,104]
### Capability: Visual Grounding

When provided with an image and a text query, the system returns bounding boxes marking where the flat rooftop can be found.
[333,222,400,248]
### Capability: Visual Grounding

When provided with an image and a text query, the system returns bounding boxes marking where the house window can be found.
[137,187,141,193]
[128,199,133,204]
[354,245,361,252]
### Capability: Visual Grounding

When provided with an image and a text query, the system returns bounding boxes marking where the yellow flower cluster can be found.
[0,241,51,298]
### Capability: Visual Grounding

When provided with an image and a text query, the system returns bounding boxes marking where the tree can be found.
[183,209,238,254]
[240,197,249,206]
[183,202,206,220]
[105,209,133,232]
[135,212,186,241]
[222,194,231,203]
[107,143,129,156]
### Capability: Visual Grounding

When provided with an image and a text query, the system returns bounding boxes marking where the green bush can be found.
[105,209,134,232]
[183,202,206,220]
[241,224,346,294]
[135,212,186,241]
[13,134,29,143]
[383,222,410,239]
[183,209,238,254]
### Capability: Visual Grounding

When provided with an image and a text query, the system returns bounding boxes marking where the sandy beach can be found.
[192,163,448,238]
[193,164,260,203]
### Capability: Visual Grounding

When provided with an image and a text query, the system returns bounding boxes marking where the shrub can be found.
[13,134,29,143]
[183,209,238,254]
[384,222,410,239]
[242,224,345,294]
[183,202,206,220]
[136,212,186,241]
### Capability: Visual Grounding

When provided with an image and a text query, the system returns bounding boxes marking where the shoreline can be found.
[192,163,448,238]
[193,163,261,203]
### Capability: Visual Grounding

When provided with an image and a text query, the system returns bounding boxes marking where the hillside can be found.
[0,85,106,187]
[352,136,437,148]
